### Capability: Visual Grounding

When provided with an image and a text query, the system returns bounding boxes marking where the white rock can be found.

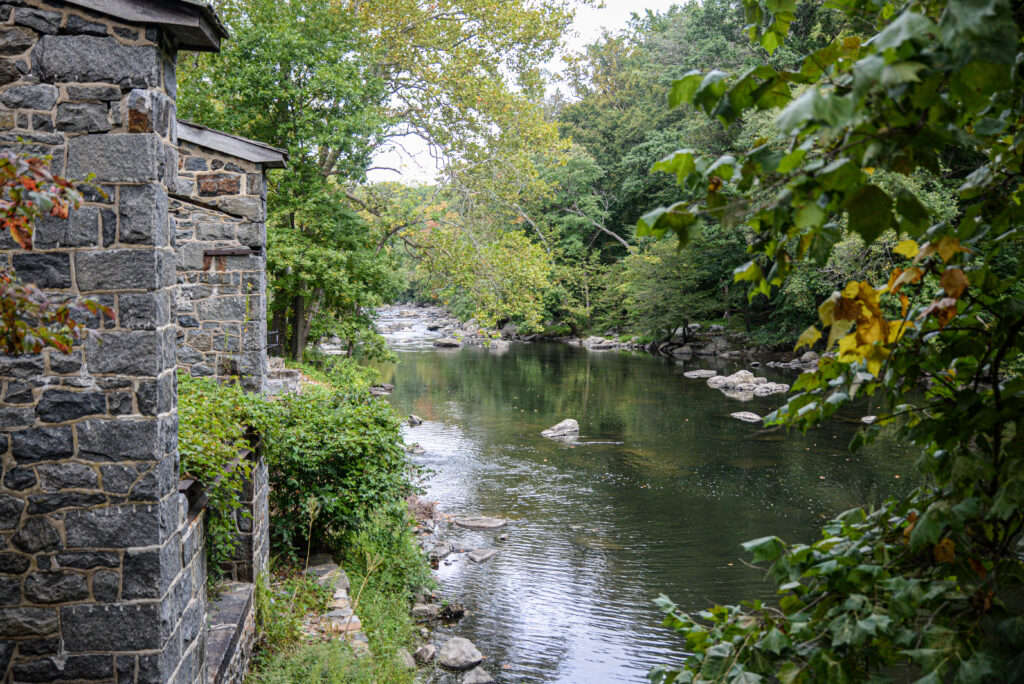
[464,666,496,683]
[468,548,497,563]
[414,643,436,664]
[861,415,877,424]
[731,411,762,423]
[409,414,423,426]
[439,637,483,670]
[454,516,507,530]
[683,369,717,379]
[541,418,579,439]
[397,648,417,670]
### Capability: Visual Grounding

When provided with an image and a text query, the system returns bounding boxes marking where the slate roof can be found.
[65,0,228,51]
[177,120,289,169]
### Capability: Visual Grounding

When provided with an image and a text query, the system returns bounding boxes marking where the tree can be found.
[640,0,1024,681]
[178,0,390,359]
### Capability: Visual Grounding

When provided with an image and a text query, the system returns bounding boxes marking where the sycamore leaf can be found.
[894,239,920,259]
[795,325,821,351]
[940,268,969,298]
[668,71,705,108]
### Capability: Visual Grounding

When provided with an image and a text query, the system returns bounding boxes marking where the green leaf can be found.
[742,535,786,562]
[757,627,791,655]
[669,71,706,108]
[869,11,934,51]
[844,185,893,242]
[734,260,763,283]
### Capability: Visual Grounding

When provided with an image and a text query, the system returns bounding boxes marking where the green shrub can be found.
[253,571,331,669]
[262,384,412,560]
[178,373,263,581]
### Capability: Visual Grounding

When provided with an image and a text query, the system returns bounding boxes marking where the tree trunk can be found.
[270,306,287,357]
[290,295,306,360]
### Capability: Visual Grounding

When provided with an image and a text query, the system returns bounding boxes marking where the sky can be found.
[367,1,681,184]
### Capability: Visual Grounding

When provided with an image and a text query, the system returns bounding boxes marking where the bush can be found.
[261,372,412,560]
[178,373,262,581]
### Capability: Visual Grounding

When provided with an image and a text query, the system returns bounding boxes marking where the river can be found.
[374,306,913,683]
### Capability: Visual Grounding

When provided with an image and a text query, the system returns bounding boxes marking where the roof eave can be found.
[177,120,289,169]
[64,0,228,52]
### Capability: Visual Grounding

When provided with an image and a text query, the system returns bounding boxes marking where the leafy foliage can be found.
[642,0,1024,681]
[177,374,260,581]
[259,371,412,559]
[0,151,109,354]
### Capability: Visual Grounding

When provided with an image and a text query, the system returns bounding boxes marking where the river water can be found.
[374,307,913,683]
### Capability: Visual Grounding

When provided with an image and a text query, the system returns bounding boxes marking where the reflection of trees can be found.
[387,344,916,671]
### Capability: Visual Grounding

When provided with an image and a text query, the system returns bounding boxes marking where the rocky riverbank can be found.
[370,304,821,370]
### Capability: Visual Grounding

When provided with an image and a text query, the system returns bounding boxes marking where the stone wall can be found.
[0,1,220,682]
[219,450,268,583]
[173,137,268,393]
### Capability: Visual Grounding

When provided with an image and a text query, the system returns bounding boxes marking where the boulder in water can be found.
[468,548,497,563]
[464,666,496,683]
[434,337,461,348]
[731,411,762,423]
[454,516,507,530]
[488,339,510,353]
[409,414,423,426]
[683,369,717,379]
[541,418,579,439]
[439,637,483,670]
[414,643,436,664]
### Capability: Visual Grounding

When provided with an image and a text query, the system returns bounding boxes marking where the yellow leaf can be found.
[795,325,821,351]
[838,332,860,362]
[940,267,969,298]
[893,239,919,259]
[818,293,839,326]
[937,236,962,263]
[827,318,854,350]
[933,537,955,564]
[842,281,861,299]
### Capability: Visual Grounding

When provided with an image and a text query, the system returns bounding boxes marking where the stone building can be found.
[0,1,282,682]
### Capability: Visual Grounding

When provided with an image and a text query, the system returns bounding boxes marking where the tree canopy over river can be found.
[180,0,1024,681]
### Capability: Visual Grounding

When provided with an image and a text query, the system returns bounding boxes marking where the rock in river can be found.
[464,666,496,683]
[439,636,484,671]
[409,414,423,426]
[414,643,436,664]
[434,337,462,348]
[730,411,762,423]
[455,516,508,530]
[541,418,579,439]
[683,369,717,379]
[468,548,497,563]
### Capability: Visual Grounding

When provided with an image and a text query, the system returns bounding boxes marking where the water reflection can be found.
[380,340,912,683]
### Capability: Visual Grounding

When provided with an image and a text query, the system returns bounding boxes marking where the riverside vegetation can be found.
[171,0,1023,682]
[177,358,430,682]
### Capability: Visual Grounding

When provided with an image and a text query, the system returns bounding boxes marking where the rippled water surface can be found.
[375,308,913,683]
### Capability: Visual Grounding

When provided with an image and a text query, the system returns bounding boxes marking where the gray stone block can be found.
[11,517,61,553]
[33,206,100,248]
[92,570,119,602]
[65,15,109,37]
[0,354,44,378]
[198,295,248,322]
[38,462,99,491]
[64,504,160,548]
[0,607,58,637]
[216,196,263,221]
[27,492,106,514]
[100,465,135,494]
[36,389,106,423]
[86,330,161,375]
[120,292,170,330]
[48,349,82,374]
[119,183,169,245]
[0,552,30,574]
[0,495,25,530]
[0,58,20,87]
[123,540,178,600]
[56,102,111,132]
[0,406,33,429]
[35,35,160,87]
[13,654,114,681]
[66,84,121,101]
[0,83,58,109]
[23,571,90,603]
[55,551,119,569]
[75,248,163,292]
[67,134,162,183]
[12,427,74,463]
[4,466,36,490]
[15,7,61,34]
[0,27,35,56]
[11,252,71,288]
[76,418,159,461]
[61,603,161,651]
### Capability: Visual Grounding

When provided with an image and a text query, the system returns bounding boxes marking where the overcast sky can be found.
[368,1,681,184]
